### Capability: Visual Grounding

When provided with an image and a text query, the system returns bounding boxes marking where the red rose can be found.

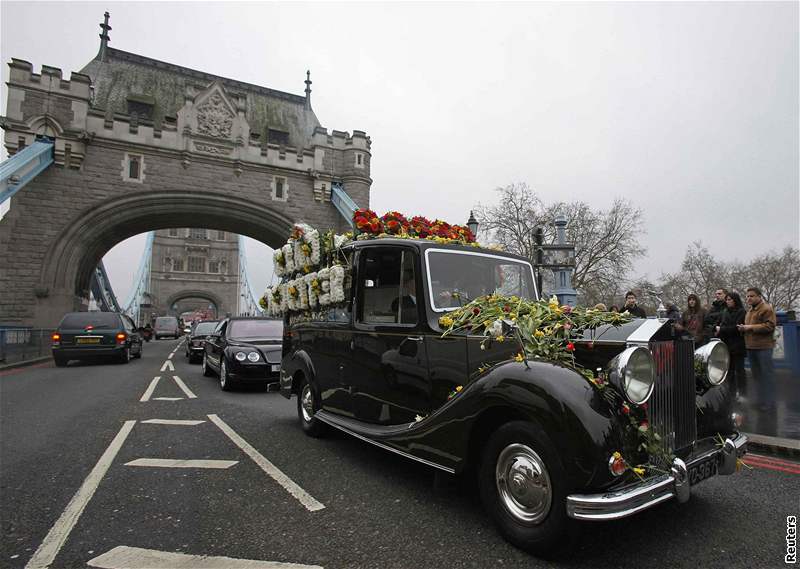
[503,305,510,312]
[566,342,575,351]
[621,403,630,415]
[640,402,649,411]
[472,308,481,316]
[562,305,572,314]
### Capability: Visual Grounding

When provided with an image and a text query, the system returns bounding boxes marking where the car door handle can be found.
[407,336,423,342]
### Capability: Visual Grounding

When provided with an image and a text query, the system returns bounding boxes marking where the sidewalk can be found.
[736,367,800,457]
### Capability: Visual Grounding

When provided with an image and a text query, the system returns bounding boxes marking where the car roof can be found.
[344,237,532,264]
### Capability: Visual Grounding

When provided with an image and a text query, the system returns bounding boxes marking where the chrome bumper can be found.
[566,433,747,521]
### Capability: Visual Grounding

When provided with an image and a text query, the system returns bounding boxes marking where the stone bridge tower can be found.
[0,14,372,327]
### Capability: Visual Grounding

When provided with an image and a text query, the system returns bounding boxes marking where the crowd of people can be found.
[600,288,778,411]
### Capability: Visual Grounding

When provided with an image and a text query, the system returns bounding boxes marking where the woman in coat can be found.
[675,293,707,345]
[716,291,747,400]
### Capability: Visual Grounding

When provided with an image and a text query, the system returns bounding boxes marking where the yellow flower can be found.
[514,353,525,362]
[548,295,560,309]
[496,335,505,342]
[612,451,622,460]
[534,329,545,338]
[455,385,463,392]
[439,316,454,327]
[632,467,646,476]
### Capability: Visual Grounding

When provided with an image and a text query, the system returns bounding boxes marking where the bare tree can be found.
[474,183,646,304]
[660,242,729,306]
[740,247,800,310]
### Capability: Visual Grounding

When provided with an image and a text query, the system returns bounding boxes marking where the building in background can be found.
[148,228,239,323]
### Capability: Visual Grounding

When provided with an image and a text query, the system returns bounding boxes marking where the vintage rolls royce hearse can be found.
[278,236,746,554]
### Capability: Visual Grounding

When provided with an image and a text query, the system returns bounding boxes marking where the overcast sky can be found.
[1,1,797,304]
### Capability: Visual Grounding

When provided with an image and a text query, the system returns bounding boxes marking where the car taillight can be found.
[116,333,127,343]
[51,333,61,342]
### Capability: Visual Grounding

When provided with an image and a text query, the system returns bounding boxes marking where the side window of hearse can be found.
[358,249,418,326]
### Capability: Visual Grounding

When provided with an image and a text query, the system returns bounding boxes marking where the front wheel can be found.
[479,421,573,556]
[202,353,214,377]
[219,360,235,391]
[298,378,327,437]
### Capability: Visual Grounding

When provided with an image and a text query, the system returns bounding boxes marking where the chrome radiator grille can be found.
[648,340,696,455]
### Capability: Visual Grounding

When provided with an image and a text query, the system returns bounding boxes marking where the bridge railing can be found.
[0,328,54,365]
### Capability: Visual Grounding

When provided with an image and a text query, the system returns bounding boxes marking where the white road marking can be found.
[172,375,197,399]
[25,421,137,569]
[124,458,238,469]
[167,352,174,359]
[208,414,325,512]
[139,376,161,402]
[160,360,174,372]
[152,397,183,401]
[141,419,205,426]
[88,546,324,569]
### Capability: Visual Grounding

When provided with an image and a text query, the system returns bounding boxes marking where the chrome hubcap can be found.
[301,385,314,422]
[495,443,552,524]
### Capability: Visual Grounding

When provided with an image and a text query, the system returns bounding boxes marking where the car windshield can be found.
[228,319,283,339]
[59,312,120,329]
[155,317,177,328]
[426,249,537,311]
[193,322,217,335]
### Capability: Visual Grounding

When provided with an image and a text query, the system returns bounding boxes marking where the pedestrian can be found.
[622,291,647,318]
[610,305,620,313]
[705,288,728,338]
[715,291,746,401]
[593,303,607,311]
[674,294,707,345]
[738,287,777,411]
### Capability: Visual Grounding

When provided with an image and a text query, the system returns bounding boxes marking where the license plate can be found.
[689,454,718,485]
[76,337,101,344]
[271,364,281,372]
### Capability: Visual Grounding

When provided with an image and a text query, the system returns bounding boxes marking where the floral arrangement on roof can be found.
[437,293,673,479]
[261,209,481,317]
[353,208,477,245]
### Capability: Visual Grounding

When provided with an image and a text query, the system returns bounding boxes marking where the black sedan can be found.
[52,311,143,366]
[202,317,283,391]
[184,320,219,363]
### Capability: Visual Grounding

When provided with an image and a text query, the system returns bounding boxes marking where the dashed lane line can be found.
[87,546,324,569]
[24,421,137,569]
[141,419,205,426]
[124,458,238,469]
[208,414,325,512]
[172,375,197,399]
[139,377,161,403]
[167,353,174,359]
[152,397,183,401]
[159,360,174,372]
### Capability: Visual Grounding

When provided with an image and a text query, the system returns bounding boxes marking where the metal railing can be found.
[0,328,55,365]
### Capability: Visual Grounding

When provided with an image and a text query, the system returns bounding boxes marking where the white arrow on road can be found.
[160,360,174,372]
[88,546,323,568]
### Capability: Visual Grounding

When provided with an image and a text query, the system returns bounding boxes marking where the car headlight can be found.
[247,351,260,362]
[235,351,247,362]
[694,340,729,388]
[607,346,655,405]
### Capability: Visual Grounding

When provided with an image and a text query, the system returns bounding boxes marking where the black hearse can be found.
[279,237,746,554]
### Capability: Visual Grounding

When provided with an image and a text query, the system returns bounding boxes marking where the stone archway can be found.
[165,290,223,320]
[1,30,372,328]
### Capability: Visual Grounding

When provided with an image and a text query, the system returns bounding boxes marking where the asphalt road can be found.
[1,339,798,569]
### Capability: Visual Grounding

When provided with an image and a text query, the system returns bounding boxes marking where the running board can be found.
[314,410,455,474]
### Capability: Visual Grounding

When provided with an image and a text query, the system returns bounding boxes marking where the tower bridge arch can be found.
[0,14,372,327]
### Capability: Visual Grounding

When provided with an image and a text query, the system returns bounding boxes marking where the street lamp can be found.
[467,211,479,238]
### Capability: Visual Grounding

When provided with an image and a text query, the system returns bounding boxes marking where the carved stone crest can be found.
[196,92,233,139]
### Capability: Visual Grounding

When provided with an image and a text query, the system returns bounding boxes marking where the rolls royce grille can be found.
[648,339,697,459]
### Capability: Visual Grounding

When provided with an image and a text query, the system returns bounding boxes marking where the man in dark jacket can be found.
[705,288,728,336]
[738,287,777,410]
[623,291,647,318]
[716,291,746,400]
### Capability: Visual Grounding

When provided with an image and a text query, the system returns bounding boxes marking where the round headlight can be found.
[235,351,247,362]
[247,351,260,362]
[695,340,729,387]
[608,346,655,405]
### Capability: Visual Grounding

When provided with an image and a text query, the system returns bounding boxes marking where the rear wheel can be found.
[479,421,572,555]
[119,346,131,364]
[298,377,327,437]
